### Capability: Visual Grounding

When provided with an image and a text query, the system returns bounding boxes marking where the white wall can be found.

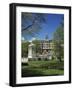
[0,0,72,89]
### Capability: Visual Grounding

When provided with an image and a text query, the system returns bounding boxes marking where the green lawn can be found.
[22,60,64,77]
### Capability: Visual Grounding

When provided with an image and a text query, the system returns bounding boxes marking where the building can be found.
[38,39,54,59]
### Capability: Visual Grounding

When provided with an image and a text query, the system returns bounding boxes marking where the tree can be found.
[21,41,30,57]
[53,21,64,62]
[22,13,47,39]
[32,40,42,55]
[53,40,64,62]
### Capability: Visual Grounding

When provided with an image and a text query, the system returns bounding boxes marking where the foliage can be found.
[28,60,64,70]
[53,27,64,41]
[32,40,42,55]
[21,40,42,57]
[22,13,47,39]
[53,25,64,62]
[22,60,64,77]
[21,41,30,57]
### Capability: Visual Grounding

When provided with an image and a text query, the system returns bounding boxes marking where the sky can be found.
[22,13,64,41]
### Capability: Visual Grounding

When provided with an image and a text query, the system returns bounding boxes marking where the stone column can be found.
[28,44,33,58]
[28,42,35,58]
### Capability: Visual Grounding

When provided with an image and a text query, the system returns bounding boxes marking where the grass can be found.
[22,60,64,77]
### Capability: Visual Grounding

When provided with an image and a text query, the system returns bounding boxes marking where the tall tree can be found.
[22,13,47,39]
[53,18,64,62]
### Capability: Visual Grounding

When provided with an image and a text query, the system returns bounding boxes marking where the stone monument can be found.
[28,41,35,58]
